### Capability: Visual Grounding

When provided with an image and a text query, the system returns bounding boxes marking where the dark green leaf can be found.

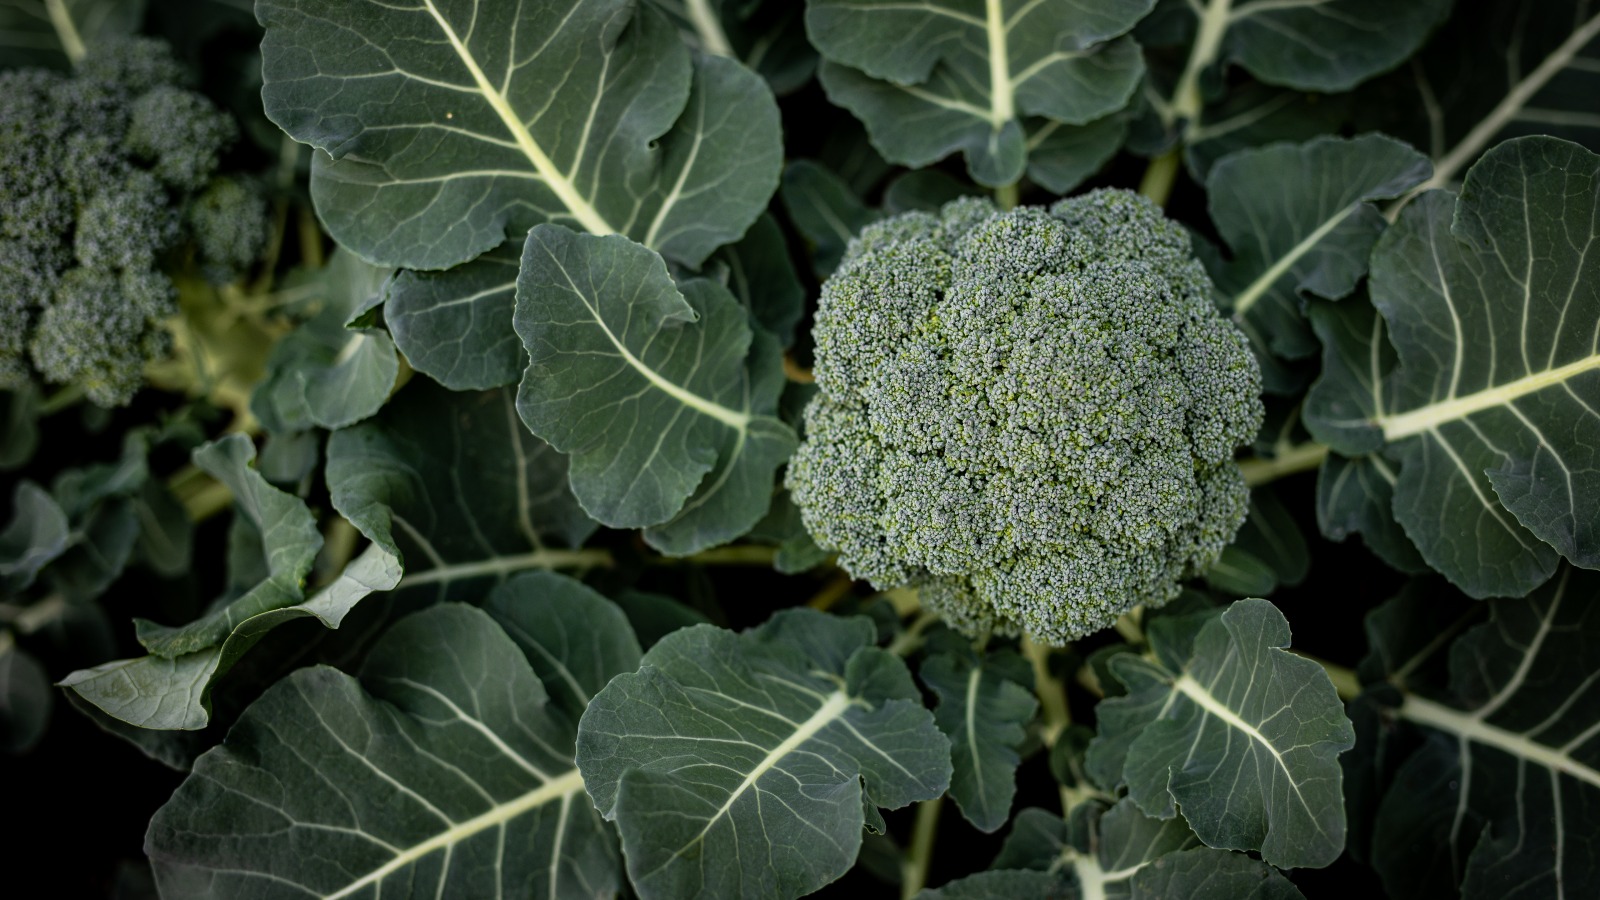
[921,648,1038,832]
[383,241,523,391]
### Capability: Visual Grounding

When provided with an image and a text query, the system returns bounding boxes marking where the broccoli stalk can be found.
[786,191,1265,644]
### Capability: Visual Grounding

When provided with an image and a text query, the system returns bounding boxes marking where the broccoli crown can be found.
[187,177,270,283]
[786,191,1264,644]
[0,36,262,405]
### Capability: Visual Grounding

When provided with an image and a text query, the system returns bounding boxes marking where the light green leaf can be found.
[576,609,951,899]
[259,0,780,270]
[514,225,795,534]
[327,379,601,606]
[146,604,623,898]
[62,542,402,731]
[133,435,323,656]
[0,480,69,593]
[1305,137,1600,598]
[921,649,1037,833]
[779,159,879,277]
[383,241,523,391]
[651,0,817,95]
[1089,599,1355,869]
[252,249,399,432]
[1360,566,1600,900]
[1208,134,1431,362]
[810,0,1150,186]
[1359,0,1600,193]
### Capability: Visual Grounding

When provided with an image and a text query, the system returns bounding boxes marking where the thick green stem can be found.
[37,384,85,416]
[888,611,940,657]
[1023,637,1071,747]
[1138,149,1182,207]
[45,0,85,63]
[995,181,1020,210]
[1239,442,1330,486]
[901,796,943,900]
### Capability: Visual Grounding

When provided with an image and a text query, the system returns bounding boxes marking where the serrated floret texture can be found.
[786,191,1264,644]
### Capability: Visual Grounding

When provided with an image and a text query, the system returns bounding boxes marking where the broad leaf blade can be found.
[921,649,1037,833]
[779,159,878,277]
[383,241,523,391]
[514,225,794,534]
[810,0,1150,186]
[576,609,950,899]
[146,604,623,898]
[483,571,642,715]
[1090,600,1355,869]
[1307,137,1600,597]
[258,0,779,270]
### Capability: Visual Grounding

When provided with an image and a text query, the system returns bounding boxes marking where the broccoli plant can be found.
[4,2,1600,900]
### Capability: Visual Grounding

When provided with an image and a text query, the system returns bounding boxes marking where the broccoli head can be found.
[786,191,1264,644]
[30,268,176,408]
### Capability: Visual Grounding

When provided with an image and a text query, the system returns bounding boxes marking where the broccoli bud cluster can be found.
[786,191,1264,644]
[0,37,269,406]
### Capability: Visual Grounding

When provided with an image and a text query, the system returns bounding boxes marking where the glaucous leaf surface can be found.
[252,249,398,432]
[1208,135,1431,365]
[1176,84,1350,180]
[704,211,806,349]
[147,603,624,899]
[1360,0,1600,192]
[1305,137,1600,597]
[810,0,1152,187]
[383,241,524,391]
[514,225,795,540]
[481,571,643,716]
[1357,567,1600,899]
[1089,599,1355,868]
[258,0,780,270]
[652,0,817,95]
[921,647,1037,833]
[779,159,879,277]
[327,379,599,608]
[576,609,951,899]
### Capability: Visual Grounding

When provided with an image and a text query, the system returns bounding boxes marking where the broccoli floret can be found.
[30,268,176,408]
[786,191,1264,644]
[125,85,237,191]
[0,37,257,406]
[187,177,269,283]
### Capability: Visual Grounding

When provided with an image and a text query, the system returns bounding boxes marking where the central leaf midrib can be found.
[420,0,616,237]
[1231,201,1360,318]
[1376,352,1600,440]
[1171,673,1321,820]
[1399,694,1600,790]
[323,767,587,899]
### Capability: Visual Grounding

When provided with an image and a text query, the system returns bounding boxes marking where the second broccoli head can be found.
[787,191,1263,645]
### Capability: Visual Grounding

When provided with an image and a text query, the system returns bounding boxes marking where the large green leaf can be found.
[514,225,795,538]
[258,0,780,271]
[576,609,951,899]
[146,602,625,898]
[921,648,1036,833]
[808,0,1151,187]
[482,571,642,715]
[382,241,524,391]
[1208,135,1431,363]
[652,0,817,95]
[327,379,600,607]
[779,159,879,278]
[1088,599,1354,869]
[1357,567,1600,900]
[1360,0,1600,192]
[1305,137,1600,598]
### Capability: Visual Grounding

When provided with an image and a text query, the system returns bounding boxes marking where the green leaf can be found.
[576,609,951,899]
[146,603,624,898]
[252,249,399,432]
[1128,848,1304,899]
[651,0,818,95]
[0,639,52,754]
[1025,114,1131,194]
[921,649,1037,832]
[705,212,806,348]
[259,0,780,270]
[1360,567,1600,900]
[1358,0,1600,192]
[1305,137,1600,598]
[779,159,878,277]
[810,0,1150,187]
[327,380,598,610]
[383,241,524,391]
[1208,488,1310,595]
[0,481,69,593]
[1203,546,1277,597]
[611,589,711,649]
[918,870,1066,899]
[1179,83,1350,180]
[1208,134,1431,362]
[61,542,402,730]
[1316,451,1429,574]
[0,0,145,69]
[514,225,795,535]
[0,386,39,469]
[133,435,323,656]
[1089,599,1355,869]
[482,571,642,714]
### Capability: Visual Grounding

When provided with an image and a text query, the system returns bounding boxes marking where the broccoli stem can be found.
[37,384,85,416]
[1023,637,1071,747]
[44,0,86,63]
[654,544,779,566]
[1238,441,1330,486]
[1138,148,1182,207]
[900,796,943,900]
[887,610,940,657]
[994,181,1020,210]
